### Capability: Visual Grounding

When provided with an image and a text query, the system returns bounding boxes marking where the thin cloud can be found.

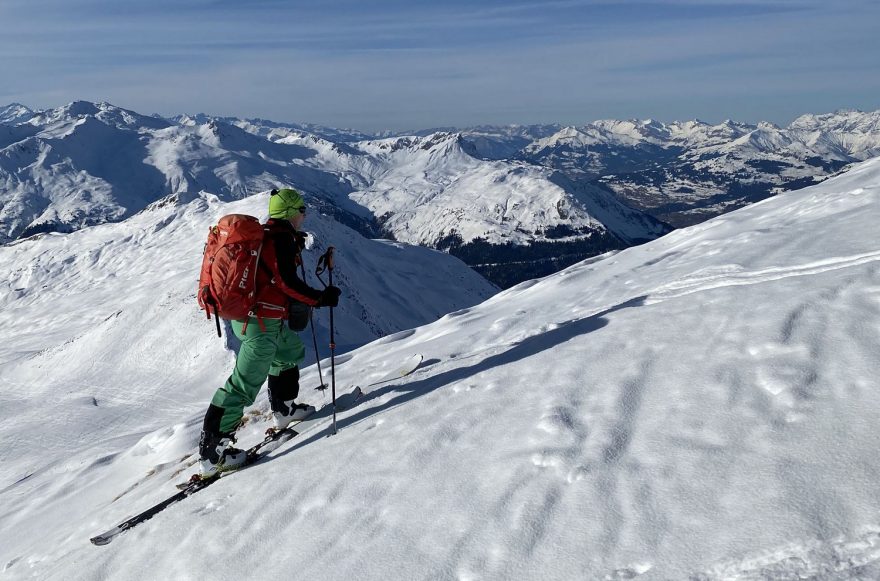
[0,0,877,130]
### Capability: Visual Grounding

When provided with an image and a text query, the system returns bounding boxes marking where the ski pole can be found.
[316,247,338,435]
[309,309,326,392]
[300,261,326,391]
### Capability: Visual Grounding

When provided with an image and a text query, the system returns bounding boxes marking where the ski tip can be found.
[406,354,424,373]
[90,532,114,546]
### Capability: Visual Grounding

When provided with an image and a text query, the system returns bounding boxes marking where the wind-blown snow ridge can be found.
[1,150,878,579]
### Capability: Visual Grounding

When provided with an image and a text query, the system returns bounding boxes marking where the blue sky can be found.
[1,0,878,131]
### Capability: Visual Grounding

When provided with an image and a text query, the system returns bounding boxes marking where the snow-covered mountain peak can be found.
[28,100,171,132]
[663,118,754,147]
[723,123,792,153]
[788,109,880,132]
[355,131,475,160]
[757,120,781,130]
[274,130,363,158]
[62,99,101,117]
[175,114,201,127]
[526,126,602,151]
[590,118,666,145]
[416,132,476,156]
[0,102,34,125]
[5,101,880,290]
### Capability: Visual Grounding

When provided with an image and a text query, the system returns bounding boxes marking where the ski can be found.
[314,353,423,392]
[367,353,424,386]
[89,387,362,546]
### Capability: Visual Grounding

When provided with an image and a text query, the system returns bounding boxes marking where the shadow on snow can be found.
[275,295,648,460]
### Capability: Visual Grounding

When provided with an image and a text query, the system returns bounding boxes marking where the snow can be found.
[522,111,880,162]
[7,101,880,260]
[0,103,34,126]
[347,132,666,246]
[2,149,879,579]
[0,102,665,247]
[0,191,494,500]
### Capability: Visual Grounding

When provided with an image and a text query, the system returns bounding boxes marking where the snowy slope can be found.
[0,190,495,487]
[1,152,878,579]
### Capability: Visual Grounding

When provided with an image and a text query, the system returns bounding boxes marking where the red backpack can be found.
[197,214,266,337]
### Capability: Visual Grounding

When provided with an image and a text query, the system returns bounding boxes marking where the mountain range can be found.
[2,146,878,580]
[457,111,880,227]
[2,101,879,286]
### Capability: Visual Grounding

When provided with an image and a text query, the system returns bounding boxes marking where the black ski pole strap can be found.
[315,247,335,278]
[298,260,309,286]
[208,301,222,338]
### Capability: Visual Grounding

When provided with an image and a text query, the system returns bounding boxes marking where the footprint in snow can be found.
[193,497,228,516]
[604,563,653,579]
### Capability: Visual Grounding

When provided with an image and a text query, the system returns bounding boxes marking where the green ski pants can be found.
[211,318,306,433]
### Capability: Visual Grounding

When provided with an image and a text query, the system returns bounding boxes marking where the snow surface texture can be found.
[1,157,880,579]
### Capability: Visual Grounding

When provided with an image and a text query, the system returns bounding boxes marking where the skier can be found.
[198,188,342,477]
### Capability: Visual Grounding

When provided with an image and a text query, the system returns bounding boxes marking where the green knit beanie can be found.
[268,188,305,219]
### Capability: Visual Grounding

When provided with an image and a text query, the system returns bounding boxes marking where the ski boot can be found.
[272,401,316,430]
[198,430,247,478]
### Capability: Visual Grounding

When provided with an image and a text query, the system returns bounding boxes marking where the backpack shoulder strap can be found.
[257,225,276,281]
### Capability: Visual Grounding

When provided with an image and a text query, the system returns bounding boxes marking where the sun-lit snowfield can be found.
[1,158,879,580]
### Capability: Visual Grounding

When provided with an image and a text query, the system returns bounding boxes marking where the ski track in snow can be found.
[644,251,880,305]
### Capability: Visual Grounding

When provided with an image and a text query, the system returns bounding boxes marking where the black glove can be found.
[316,285,341,308]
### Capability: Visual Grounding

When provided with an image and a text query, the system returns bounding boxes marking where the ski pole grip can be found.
[316,247,336,276]
[326,246,335,271]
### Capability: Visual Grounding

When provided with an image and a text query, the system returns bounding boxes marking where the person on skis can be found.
[198,188,342,477]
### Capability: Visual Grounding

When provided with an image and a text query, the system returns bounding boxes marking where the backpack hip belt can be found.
[241,302,286,333]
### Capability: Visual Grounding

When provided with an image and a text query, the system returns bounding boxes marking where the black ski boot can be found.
[268,367,315,429]
[198,404,246,477]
